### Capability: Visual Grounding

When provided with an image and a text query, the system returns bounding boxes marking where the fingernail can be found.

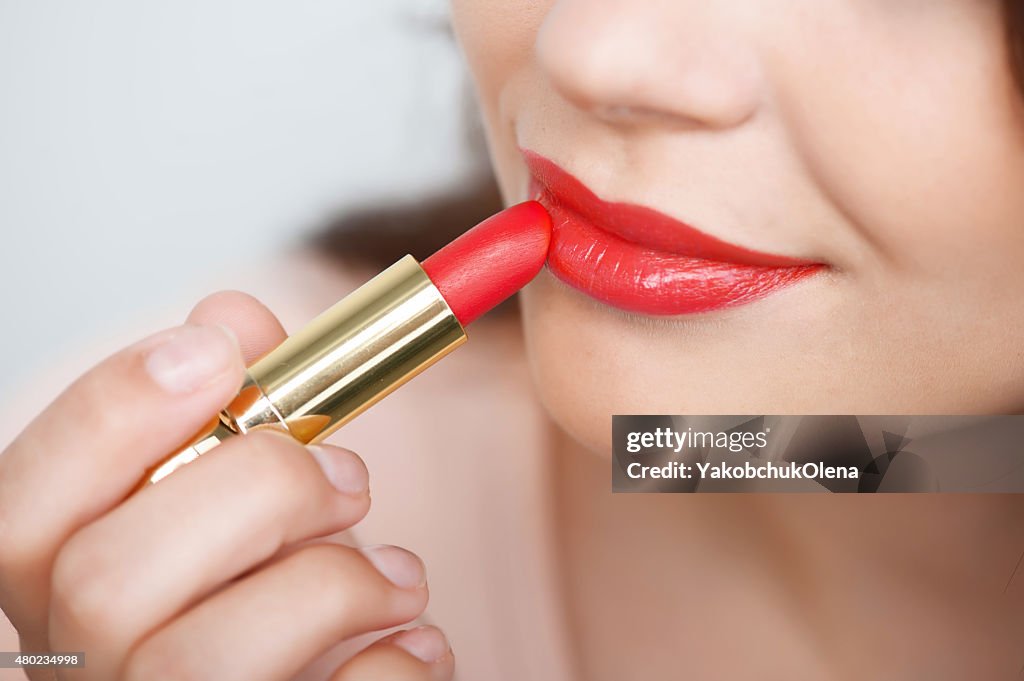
[390,626,450,663]
[144,325,238,394]
[359,545,426,589]
[308,445,369,495]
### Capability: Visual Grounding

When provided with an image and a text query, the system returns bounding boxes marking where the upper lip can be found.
[522,150,819,268]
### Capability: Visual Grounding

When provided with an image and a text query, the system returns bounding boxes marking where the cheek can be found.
[774,2,1024,279]
[772,7,1024,403]
[450,1,548,125]
[451,0,553,199]
[450,0,516,116]
[450,0,535,69]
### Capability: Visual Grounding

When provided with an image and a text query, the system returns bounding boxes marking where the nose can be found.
[535,0,762,130]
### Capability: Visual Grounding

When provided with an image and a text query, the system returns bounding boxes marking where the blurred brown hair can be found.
[314,2,1024,275]
[1006,0,1024,91]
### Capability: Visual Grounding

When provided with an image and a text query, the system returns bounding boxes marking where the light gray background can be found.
[0,0,474,400]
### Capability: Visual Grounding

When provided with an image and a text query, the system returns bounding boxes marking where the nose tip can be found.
[535,1,762,130]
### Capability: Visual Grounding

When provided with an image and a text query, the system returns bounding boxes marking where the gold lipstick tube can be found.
[139,255,467,488]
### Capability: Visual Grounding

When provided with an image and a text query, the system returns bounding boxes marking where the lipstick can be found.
[139,201,551,488]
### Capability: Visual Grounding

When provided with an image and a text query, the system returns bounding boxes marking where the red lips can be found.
[525,151,822,315]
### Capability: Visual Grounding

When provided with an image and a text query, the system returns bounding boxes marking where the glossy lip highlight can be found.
[524,150,824,315]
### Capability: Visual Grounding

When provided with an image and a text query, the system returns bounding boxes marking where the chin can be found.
[519,262,1023,455]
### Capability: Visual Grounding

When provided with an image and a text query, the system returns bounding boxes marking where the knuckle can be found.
[331,642,436,680]
[49,528,126,640]
[297,543,359,584]
[122,637,202,681]
[63,369,137,439]
[294,544,387,610]
[0,520,37,582]
[0,482,26,565]
[237,431,319,501]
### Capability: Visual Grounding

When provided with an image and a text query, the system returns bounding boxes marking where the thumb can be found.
[187,290,288,365]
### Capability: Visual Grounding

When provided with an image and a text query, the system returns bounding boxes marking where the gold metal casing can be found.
[141,255,466,487]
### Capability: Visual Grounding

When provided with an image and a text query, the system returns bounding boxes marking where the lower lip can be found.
[538,193,821,316]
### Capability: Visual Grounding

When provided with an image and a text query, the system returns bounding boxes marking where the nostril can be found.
[591,104,746,130]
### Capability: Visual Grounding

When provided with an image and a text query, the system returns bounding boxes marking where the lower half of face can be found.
[451,0,1024,455]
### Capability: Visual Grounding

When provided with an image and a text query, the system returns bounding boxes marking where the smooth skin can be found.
[0,292,454,681]
[451,0,1024,440]
[449,0,1024,678]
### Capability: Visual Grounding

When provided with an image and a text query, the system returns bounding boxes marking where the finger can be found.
[329,626,454,681]
[0,324,244,631]
[48,437,371,678]
[121,544,430,681]
[186,290,288,365]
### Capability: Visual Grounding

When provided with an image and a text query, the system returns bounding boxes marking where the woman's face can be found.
[450,0,1024,454]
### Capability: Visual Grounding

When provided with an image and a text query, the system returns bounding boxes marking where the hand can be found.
[0,291,454,680]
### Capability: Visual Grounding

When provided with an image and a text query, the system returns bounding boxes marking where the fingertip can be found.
[358,545,427,591]
[388,625,452,664]
[141,324,245,396]
[187,290,288,364]
[307,445,370,496]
